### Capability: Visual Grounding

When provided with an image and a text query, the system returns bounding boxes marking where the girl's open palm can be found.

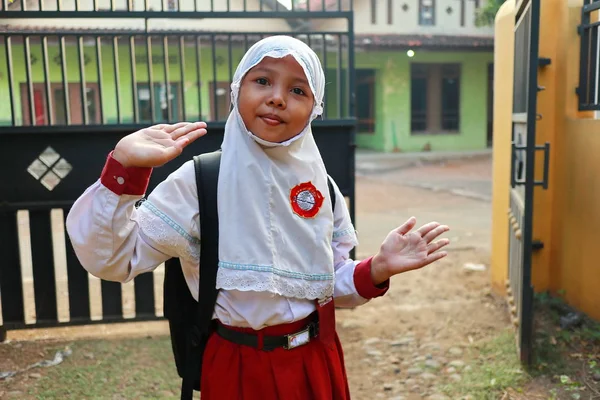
[372,217,450,282]
[113,122,207,168]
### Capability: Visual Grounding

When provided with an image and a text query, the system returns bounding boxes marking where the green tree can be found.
[475,0,507,27]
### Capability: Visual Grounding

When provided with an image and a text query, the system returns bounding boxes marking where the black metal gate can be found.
[0,1,356,340]
[508,0,549,365]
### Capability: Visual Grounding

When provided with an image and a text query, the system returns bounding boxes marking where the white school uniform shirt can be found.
[66,154,385,330]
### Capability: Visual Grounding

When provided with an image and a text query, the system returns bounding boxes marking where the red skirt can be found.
[200,316,351,400]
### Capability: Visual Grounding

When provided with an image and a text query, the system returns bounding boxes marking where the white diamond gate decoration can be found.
[27,147,73,191]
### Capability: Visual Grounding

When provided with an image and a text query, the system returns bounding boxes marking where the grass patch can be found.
[12,336,181,399]
[441,329,528,399]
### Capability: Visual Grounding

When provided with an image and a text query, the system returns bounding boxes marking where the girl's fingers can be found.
[422,225,449,243]
[416,221,441,238]
[160,145,184,164]
[145,128,171,139]
[174,128,207,149]
[394,217,417,235]
[157,122,189,133]
[171,122,207,140]
[427,239,450,255]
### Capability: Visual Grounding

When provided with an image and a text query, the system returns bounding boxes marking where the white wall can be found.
[313,0,494,36]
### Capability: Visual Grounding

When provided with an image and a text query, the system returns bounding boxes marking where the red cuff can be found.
[100,151,153,196]
[354,256,390,299]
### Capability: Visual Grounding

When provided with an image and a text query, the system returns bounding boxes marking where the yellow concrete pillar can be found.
[490,0,515,296]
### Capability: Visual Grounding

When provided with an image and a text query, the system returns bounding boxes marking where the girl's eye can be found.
[256,78,268,85]
[292,88,306,96]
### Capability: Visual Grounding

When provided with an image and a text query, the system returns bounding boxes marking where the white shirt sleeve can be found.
[66,160,200,283]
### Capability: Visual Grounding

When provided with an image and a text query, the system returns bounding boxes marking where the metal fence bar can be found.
[347,29,355,118]
[211,34,218,121]
[195,35,202,121]
[179,36,187,122]
[591,24,598,105]
[77,36,89,125]
[42,36,54,125]
[95,37,105,124]
[147,35,156,124]
[4,37,16,126]
[337,34,342,118]
[0,29,349,36]
[113,36,122,124]
[163,35,172,122]
[59,36,71,125]
[130,36,139,124]
[322,33,328,117]
[24,36,35,126]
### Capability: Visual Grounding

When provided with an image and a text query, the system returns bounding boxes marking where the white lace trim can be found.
[333,226,357,239]
[137,201,200,263]
[216,267,334,300]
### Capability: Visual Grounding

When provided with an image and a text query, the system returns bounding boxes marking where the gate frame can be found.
[0,2,357,340]
[509,0,546,366]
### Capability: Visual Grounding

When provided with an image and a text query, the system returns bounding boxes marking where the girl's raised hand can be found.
[112,122,207,168]
[370,217,450,285]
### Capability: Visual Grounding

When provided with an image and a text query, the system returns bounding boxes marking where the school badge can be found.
[290,182,324,218]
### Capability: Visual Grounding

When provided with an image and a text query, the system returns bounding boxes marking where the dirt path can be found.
[336,167,508,400]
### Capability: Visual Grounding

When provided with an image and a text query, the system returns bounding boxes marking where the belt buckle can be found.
[284,326,311,350]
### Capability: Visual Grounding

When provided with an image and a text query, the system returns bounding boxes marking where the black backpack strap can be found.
[327,175,336,213]
[180,151,221,400]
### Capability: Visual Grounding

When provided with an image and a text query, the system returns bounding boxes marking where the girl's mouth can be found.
[260,114,284,126]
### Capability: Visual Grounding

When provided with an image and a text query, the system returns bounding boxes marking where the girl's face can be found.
[238,55,315,143]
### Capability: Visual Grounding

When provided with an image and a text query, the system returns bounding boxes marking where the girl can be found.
[66,35,449,399]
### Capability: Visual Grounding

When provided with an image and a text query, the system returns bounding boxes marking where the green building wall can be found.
[355,50,494,153]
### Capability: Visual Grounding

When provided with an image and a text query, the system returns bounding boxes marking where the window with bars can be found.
[411,63,461,134]
[418,0,435,25]
[356,69,376,133]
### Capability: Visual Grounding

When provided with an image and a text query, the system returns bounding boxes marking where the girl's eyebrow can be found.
[251,66,309,86]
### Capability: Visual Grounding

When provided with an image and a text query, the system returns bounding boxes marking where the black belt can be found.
[215,320,319,351]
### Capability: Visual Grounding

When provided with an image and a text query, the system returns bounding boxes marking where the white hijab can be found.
[215,36,339,300]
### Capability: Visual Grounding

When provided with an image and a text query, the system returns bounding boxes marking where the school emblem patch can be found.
[290,182,324,218]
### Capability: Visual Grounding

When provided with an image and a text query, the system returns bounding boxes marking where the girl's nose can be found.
[267,87,286,109]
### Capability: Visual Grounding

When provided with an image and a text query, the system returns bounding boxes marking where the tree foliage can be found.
[475,0,507,27]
